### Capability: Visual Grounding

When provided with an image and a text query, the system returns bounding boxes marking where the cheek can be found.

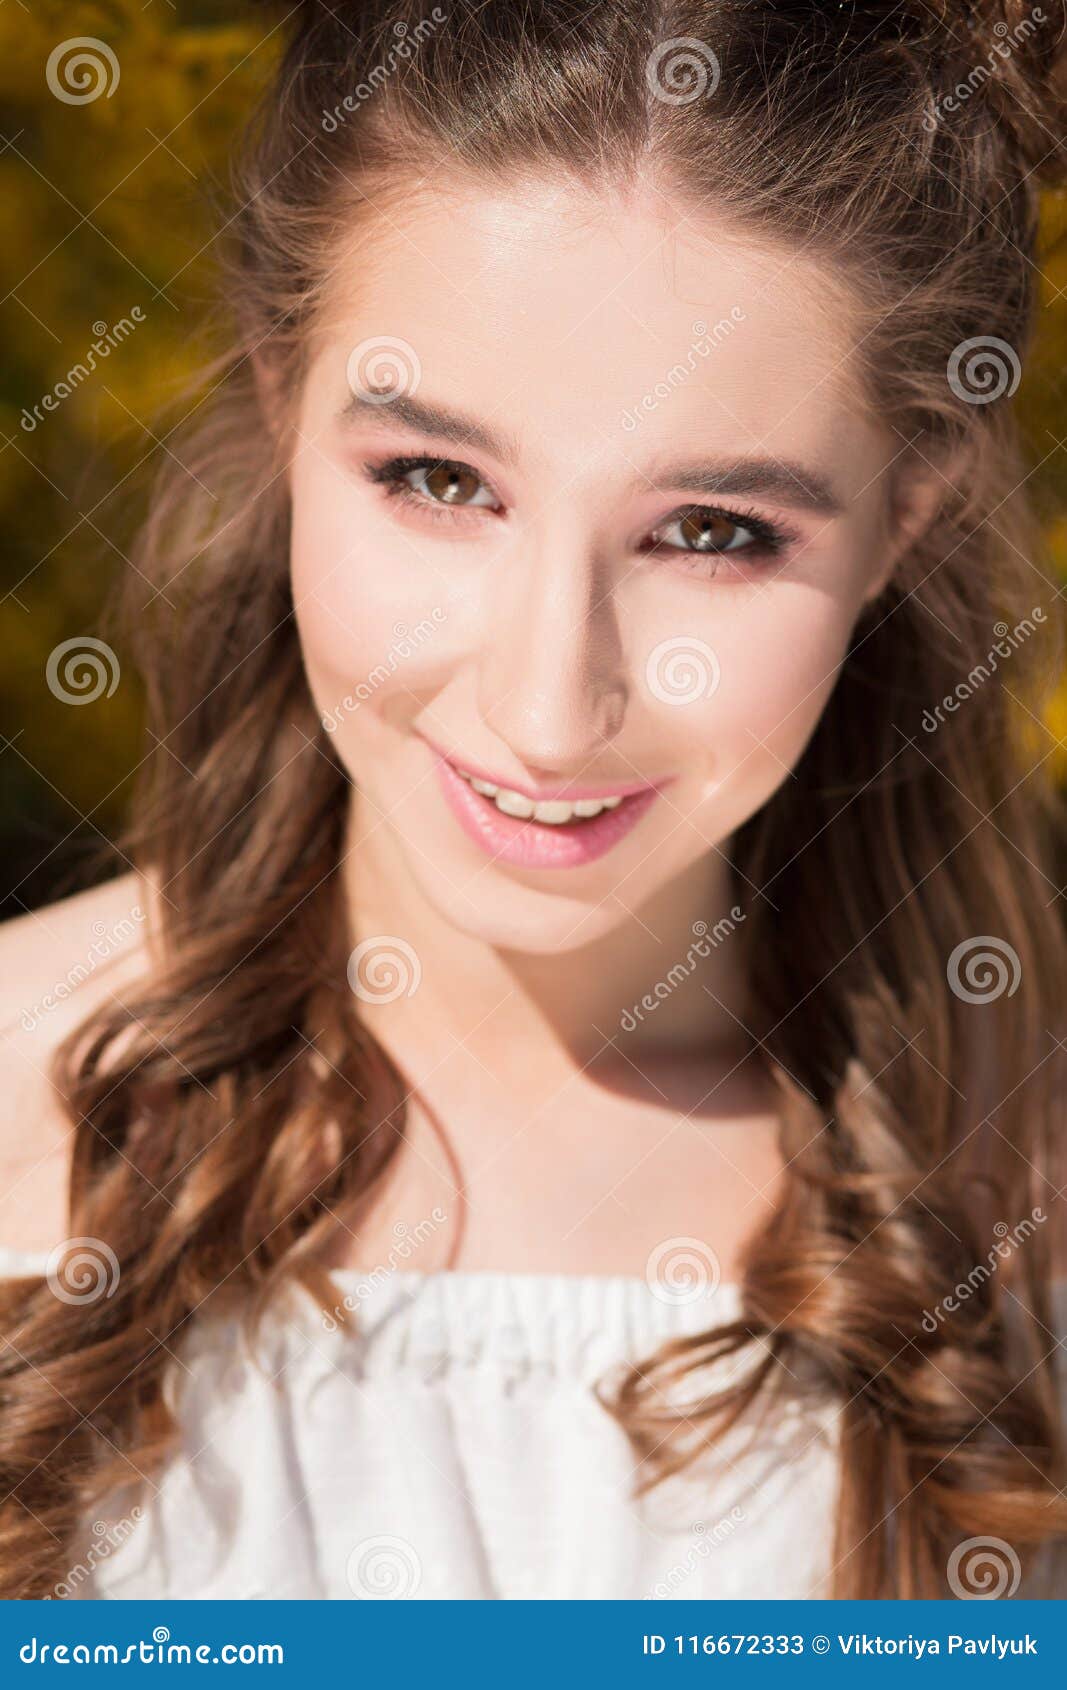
[288,455,455,720]
[640,580,861,817]
[721,589,853,764]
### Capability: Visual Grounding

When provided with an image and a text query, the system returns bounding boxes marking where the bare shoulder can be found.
[0,870,154,1255]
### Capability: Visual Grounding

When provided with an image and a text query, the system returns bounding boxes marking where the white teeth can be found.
[494,788,535,819]
[454,765,628,824]
[531,800,575,825]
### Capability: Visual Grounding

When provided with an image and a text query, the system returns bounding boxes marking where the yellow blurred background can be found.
[1,0,1065,917]
[1,0,276,914]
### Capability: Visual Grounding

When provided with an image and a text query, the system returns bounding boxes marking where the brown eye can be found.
[406,461,495,507]
[665,507,752,553]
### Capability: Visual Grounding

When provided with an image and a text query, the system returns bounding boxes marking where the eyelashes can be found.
[365,454,503,521]
[361,452,798,568]
[645,504,793,563]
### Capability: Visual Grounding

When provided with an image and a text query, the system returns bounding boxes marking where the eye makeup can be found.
[360,451,802,568]
[364,453,504,521]
[644,502,796,563]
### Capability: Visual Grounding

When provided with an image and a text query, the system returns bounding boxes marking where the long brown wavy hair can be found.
[3,0,1067,1600]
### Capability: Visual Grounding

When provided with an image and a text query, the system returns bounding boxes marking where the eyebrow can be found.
[341,391,521,465]
[648,457,843,515]
[340,391,844,515]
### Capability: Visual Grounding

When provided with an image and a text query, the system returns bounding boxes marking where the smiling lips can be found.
[430,747,666,869]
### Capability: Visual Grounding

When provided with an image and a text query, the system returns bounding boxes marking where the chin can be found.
[405,857,639,956]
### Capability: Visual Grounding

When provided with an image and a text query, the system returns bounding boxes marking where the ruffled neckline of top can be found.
[0,1246,844,1449]
[0,1242,746,1377]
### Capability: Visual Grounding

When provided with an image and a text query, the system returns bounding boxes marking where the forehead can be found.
[314,176,879,477]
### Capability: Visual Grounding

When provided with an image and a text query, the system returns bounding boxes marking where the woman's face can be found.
[289,178,902,952]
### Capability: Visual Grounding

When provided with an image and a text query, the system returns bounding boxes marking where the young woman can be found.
[2,0,1066,1601]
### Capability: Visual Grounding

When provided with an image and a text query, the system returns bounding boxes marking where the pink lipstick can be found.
[428,745,666,870]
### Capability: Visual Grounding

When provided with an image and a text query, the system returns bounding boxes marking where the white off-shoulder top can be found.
[1,1247,1063,1600]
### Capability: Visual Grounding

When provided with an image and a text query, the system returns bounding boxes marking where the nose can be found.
[476,525,629,774]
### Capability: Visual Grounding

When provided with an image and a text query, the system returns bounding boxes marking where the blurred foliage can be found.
[1,1,1065,917]
[0,0,280,913]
